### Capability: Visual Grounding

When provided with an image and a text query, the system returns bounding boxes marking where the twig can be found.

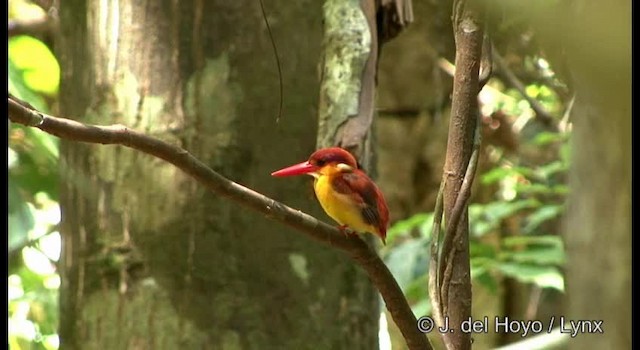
[438,115,481,316]
[435,37,489,293]
[257,0,283,123]
[8,95,431,350]
[437,57,513,103]
[559,93,575,133]
[478,35,493,90]
[428,173,447,329]
[492,47,557,129]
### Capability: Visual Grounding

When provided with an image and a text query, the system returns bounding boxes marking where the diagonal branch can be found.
[492,47,557,129]
[8,95,431,350]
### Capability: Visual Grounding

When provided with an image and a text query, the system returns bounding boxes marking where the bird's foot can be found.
[338,225,357,238]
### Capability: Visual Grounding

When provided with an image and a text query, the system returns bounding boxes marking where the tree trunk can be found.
[57,1,379,349]
[561,1,631,349]
[521,0,632,347]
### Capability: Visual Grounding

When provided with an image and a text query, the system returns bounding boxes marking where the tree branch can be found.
[438,118,481,317]
[492,47,558,129]
[9,18,49,37]
[429,117,481,350]
[478,35,493,90]
[427,0,485,349]
[8,95,430,350]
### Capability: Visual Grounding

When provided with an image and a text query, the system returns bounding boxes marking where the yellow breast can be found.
[313,175,377,234]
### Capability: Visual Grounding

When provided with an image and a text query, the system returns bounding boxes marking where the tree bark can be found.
[561,1,631,349]
[432,1,483,349]
[57,1,379,349]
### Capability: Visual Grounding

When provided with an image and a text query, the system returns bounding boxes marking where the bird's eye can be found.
[315,159,326,166]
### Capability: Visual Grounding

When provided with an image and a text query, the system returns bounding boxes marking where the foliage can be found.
[382,63,570,318]
[383,129,569,317]
[9,35,60,97]
[9,3,61,348]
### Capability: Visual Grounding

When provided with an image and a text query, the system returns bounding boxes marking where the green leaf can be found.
[470,255,499,293]
[418,213,436,239]
[474,269,499,294]
[470,241,497,260]
[11,265,60,337]
[470,256,496,269]
[501,246,565,266]
[14,266,45,295]
[8,36,60,95]
[496,262,564,291]
[387,213,432,242]
[536,161,568,179]
[8,181,35,252]
[9,126,59,200]
[515,183,568,196]
[470,220,495,237]
[560,142,571,163]
[9,58,48,112]
[551,184,569,195]
[383,238,430,292]
[405,274,429,301]
[469,199,539,237]
[484,199,539,222]
[501,235,565,265]
[531,131,566,146]
[26,289,59,335]
[525,84,541,97]
[481,166,533,184]
[523,204,564,233]
[411,298,432,318]
[481,167,512,184]
[502,234,563,248]
[514,183,551,195]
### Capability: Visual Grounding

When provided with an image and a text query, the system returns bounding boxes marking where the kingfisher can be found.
[271,147,389,244]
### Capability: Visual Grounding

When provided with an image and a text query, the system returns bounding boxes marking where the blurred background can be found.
[8,0,629,349]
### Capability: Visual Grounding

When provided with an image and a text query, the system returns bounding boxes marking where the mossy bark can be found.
[57,1,379,349]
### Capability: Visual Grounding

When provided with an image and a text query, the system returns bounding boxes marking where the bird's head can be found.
[271,147,358,178]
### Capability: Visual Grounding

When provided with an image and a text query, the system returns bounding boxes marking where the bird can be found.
[271,147,389,244]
